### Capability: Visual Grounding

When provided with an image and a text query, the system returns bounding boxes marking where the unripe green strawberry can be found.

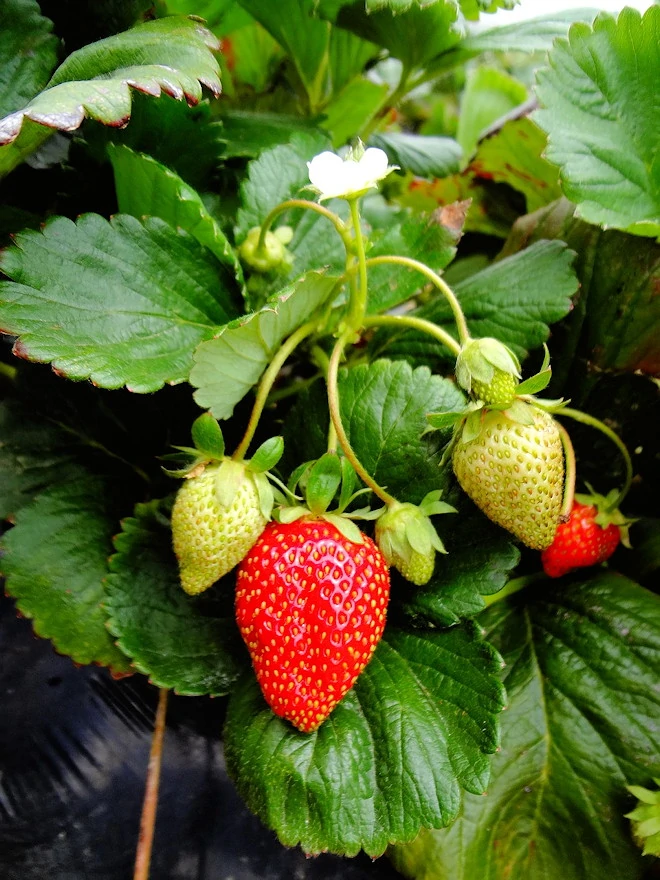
[470,368,518,407]
[172,462,268,596]
[452,406,564,550]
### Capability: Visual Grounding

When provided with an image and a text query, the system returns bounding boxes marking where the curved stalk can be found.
[482,573,546,608]
[133,688,169,880]
[364,313,461,358]
[557,407,633,511]
[364,254,471,345]
[232,320,318,461]
[257,199,352,253]
[556,421,577,521]
[327,330,396,506]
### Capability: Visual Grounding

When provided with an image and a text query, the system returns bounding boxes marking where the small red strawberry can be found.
[235,518,390,733]
[541,500,622,578]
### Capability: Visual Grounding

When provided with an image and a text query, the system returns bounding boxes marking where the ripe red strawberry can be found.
[541,501,621,578]
[235,518,390,733]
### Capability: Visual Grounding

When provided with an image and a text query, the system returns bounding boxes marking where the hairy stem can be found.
[233,320,318,461]
[558,407,633,511]
[364,255,471,345]
[257,199,352,253]
[557,422,577,521]
[327,330,396,505]
[133,688,169,880]
[364,313,461,358]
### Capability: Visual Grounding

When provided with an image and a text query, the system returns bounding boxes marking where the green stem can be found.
[557,407,633,511]
[556,422,577,521]
[232,320,318,462]
[345,197,369,333]
[257,199,352,253]
[363,313,461,358]
[0,361,17,381]
[482,573,546,608]
[364,255,471,345]
[327,330,396,505]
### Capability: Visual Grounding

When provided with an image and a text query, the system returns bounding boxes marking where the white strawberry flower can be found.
[307,143,396,201]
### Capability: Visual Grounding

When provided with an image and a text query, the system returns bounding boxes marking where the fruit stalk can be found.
[345,197,369,333]
[133,687,169,880]
[364,254,471,345]
[232,320,318,462]
[327,328,396,505]
[556,421,577,520]
[255,198,352,255]
[558,407,633,511]
[363,313,462,358]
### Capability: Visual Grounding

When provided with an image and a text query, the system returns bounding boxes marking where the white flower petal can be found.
[307,146,393,200]
[307,152,345,195]
[358,148,390,184]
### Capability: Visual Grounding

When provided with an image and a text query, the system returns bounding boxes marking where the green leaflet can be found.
[0,214,242,392]
[105,500,245,695]
[535,7,660,237]
[391,572,660,880]
[0,16,222,176]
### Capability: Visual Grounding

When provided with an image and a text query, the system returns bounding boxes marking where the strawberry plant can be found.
[0,1,658,879]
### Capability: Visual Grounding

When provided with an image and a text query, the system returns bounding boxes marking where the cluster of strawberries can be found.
[170,343,628,735]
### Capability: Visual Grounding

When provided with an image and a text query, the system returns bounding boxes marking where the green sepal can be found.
[322,513,365,545]
[305,452,342,516]
[191,413,225,460]
[405,518,433,556]
[455,337,521,393]
[214,459,246,508]
[626,779,660,856]
[516,369,552,396]
[462,409,484,444]
[276,505,309,524]
[503,399,537,425]
[337,456,358,513]
[249,436,284,473]
[526,396,569,412]
[419,490,457,519]
[345,505,386,521]
[426,409,470,431]
[575,486,635,548]
[253,472,276,521]
[288,460,314,494]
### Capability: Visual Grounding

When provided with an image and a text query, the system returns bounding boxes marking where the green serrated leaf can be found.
[0,479,131,673]
[535,7,660,237]
[108,144,245,290]
[391,572,660,880]
[370,132,462,178]
[0,0,59,120]
[249,436,284,473]
[366,205,465,313]
[457,66,527,162]
[0,16,222,177]
[379,240,578,365]
[191,271,337,419]
[224,622,504,856]
[0,214,242,392]
[105,499,245,695]
[306,452,342,515]
[191,413,225,458]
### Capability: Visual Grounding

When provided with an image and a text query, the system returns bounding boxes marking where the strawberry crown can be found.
[575,485,635,548]
[274,451,385,544]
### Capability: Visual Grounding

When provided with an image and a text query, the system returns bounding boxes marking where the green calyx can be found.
[238,226,294,274]
[576,486,635,548]
[626,779,660,857]
[375,491,455,586]
[276,452,384,544]
[455,337,521,404]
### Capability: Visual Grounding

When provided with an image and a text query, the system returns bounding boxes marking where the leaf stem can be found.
[364,255,471,345]
[327,330,396,505]
[256,199,352,253]
[345,197,369,333]
[232,320,318,461]
[556,421,576,521]
[359,64,411,141]
[363,313,461,358]
[133,687,168,880]
[557,407,633,511]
